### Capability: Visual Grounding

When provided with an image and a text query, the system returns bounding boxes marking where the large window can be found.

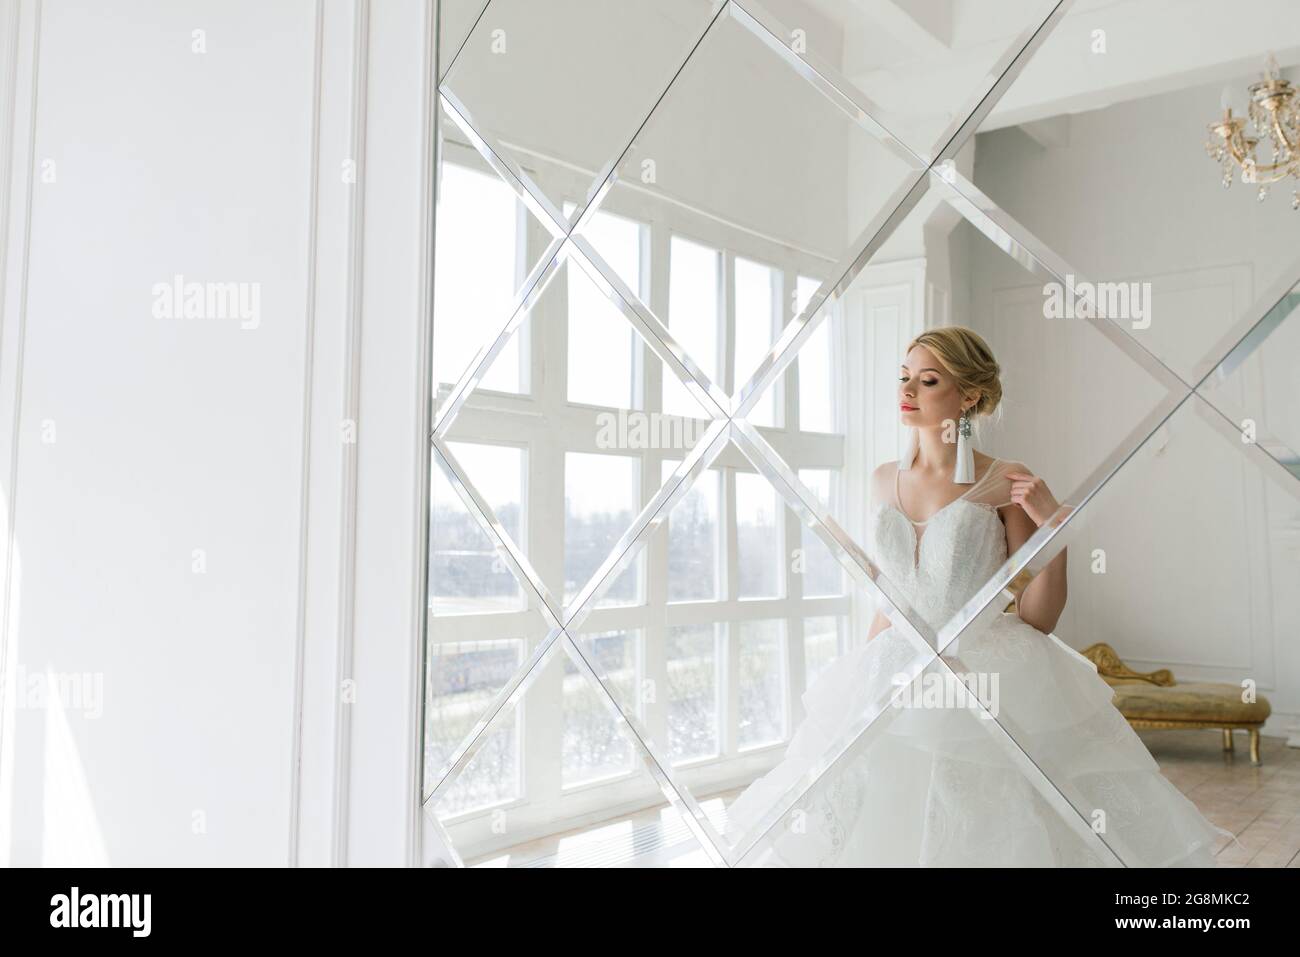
[564,201,642,410]
[428,154,850,847]
[432,162,526,396]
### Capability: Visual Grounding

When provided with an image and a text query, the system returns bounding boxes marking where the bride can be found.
[724,326,1238,867]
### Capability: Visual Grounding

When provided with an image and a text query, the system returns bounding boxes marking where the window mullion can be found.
[783,496,807,735]
[721,249,736,396]
[722,468,740,758]
[783,267,800,431]
[527,195,567,810]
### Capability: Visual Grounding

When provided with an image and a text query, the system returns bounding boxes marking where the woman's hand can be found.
[1004,469,1065,528]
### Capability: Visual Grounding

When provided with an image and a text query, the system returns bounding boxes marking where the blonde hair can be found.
[906,326,1003,419]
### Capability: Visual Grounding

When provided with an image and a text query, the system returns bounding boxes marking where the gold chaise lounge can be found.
[1079,642,1271,766]
[999,575,1270,765]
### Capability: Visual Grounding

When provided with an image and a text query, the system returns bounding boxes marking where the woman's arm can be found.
[1001,468,1070,634]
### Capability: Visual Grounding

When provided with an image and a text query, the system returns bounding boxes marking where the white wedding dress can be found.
[724,457,1238,867]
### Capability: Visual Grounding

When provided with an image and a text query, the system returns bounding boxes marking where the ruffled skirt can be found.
[724,612,1238,867]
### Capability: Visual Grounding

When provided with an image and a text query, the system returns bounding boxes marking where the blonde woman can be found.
[725,326,1237,867]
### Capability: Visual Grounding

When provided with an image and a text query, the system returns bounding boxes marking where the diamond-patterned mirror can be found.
[427,0,1300,867]
[425,636,720,866]
[735,168,1193,650]
[735,654,1122,867]
[558,429,937,862]
[732,0,1062,161]
[953,1,1300,386]
[440,0,725,228]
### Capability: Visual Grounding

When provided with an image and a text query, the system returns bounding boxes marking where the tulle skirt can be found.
[724,612,1238,867]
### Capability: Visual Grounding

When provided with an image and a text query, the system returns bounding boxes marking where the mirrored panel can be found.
[432,114,558,412]
[425,444,559,805]
[956,2,1300,384]
[740,173,1185,647]
[931,396,1299,864]
[736,655,1120,867]
[1197,277,1300,473]
[438,0,491,85]
[562,432,937,862]
[425,637,718,867]
[440,0,726,224]
[434,236,726,616]
[429,0,1300,867]
[735,0,1062,160]
[574,1,928,358]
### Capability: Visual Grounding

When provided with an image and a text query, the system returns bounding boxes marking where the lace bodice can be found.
[868,457,1026,630]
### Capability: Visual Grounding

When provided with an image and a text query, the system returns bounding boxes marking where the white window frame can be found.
[431,143,864,854]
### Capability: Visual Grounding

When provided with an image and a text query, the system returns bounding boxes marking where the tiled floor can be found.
[469,730,1300,867]
[1139,729,1300,867]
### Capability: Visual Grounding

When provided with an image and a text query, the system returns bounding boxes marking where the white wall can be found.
[0,0,436,866]
[961,78,1300,743]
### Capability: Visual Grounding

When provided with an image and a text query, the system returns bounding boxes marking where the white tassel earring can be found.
[954,408,975,483]
[900,410,974,481]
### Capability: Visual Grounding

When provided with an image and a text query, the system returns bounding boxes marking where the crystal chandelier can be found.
[1205,53,1300,209]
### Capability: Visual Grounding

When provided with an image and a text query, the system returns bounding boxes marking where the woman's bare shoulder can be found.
[870,459,901,486]
[869,460,897,505]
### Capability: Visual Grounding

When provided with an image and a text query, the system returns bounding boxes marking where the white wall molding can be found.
[328,0,368,871]
[0,0,433,866]
[292,0,369,869]
[295,0,436,868]
[341,0,435,867]
[0,0,41,867]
